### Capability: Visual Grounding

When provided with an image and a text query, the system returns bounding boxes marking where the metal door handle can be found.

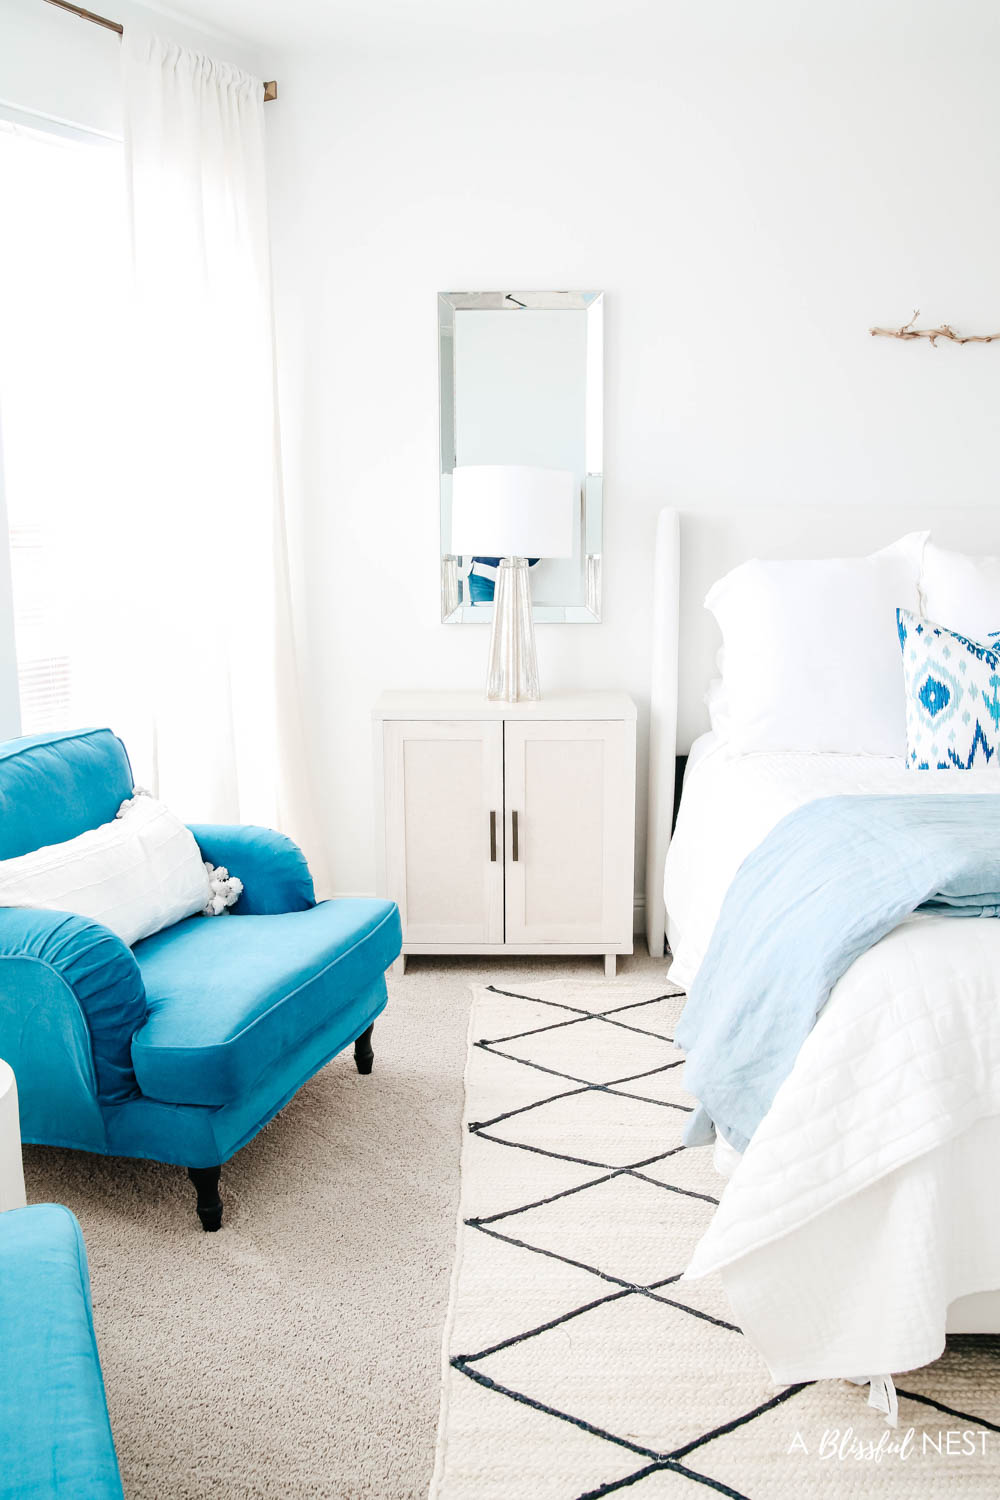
[489,810,497,862]
[512,809,519,862]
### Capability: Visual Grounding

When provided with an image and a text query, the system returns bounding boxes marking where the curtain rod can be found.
[42,0,278,100]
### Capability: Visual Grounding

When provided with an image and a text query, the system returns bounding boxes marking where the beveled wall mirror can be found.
[439,290,604,624]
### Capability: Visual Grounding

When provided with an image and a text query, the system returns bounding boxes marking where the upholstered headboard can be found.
[645,505,1000,958]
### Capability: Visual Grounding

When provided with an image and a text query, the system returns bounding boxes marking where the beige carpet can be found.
[22,952,655,1500]
[431,979,1000,1500]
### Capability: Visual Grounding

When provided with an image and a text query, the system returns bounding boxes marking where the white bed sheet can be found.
[663,736,1000,1383]
[664,734,997,990]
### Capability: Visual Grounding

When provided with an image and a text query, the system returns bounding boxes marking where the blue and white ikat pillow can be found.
[897,607,1000,770]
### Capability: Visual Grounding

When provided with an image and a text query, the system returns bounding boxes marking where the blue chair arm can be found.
[186,825,316,914]
[0,908,145,1104]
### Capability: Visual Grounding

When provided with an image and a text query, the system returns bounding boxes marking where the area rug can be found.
[430,979,1000,1499]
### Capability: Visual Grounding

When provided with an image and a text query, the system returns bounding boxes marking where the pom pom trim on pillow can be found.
[202,863,243,917]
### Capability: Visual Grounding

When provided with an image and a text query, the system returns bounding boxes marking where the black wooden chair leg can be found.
[187,1166,223,1232]
[354,1022,375,1075]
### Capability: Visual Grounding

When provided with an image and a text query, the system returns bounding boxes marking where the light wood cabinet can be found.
[374,692,636,975]
[381,719,504,946]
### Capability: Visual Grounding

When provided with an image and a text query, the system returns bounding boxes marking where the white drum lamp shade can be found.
[449,465,576,702]
[450,465,575,559]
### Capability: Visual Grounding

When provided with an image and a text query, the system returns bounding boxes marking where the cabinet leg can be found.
[391,954,407,978]
[604,953,617,979]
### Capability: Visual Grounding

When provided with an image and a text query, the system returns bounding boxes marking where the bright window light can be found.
[0,119,127,737]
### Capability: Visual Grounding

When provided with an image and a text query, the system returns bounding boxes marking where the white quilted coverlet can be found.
[668,738,1000,1380]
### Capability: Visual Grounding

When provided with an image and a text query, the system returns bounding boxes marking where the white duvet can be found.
[664,737,1000,1383]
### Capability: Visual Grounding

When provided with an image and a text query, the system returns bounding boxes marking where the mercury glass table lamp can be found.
[450,464,575,701]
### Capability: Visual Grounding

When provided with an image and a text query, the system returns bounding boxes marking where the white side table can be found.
[0,1061,27,1212]
[373,691,637,975]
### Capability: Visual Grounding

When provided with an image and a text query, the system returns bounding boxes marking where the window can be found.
[0,118,126,736]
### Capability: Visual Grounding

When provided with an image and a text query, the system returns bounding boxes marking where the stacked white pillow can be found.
[705,532,927,756]
[0,795,212,946]
[920,541,1000,645]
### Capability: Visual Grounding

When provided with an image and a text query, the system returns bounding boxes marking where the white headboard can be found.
[645,504,1000,958]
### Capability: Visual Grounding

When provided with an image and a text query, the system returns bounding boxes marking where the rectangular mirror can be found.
[439,290,603,624]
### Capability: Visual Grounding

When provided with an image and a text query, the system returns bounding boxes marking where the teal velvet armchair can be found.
[0,728,401,1229]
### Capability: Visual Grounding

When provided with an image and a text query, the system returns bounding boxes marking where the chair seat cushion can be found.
[0,1204,123,1500]
[130,898,400,1108]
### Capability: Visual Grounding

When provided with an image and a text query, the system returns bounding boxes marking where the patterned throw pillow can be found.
[897,607,1000,769]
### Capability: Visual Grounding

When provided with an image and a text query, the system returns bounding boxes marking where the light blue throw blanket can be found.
[675,795,1000,1153]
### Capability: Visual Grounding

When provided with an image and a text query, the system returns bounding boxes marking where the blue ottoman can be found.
[0,1204,123,1499]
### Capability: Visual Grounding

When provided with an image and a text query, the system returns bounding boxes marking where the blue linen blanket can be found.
[675,794,1000,1153]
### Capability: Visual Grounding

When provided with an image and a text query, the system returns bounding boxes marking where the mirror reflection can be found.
[439,291,603,623]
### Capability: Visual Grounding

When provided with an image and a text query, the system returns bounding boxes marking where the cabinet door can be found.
[383,720,504,945]
[503,720,633,945]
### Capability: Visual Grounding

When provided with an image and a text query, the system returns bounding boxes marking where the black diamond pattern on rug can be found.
[435,982,1000,1500]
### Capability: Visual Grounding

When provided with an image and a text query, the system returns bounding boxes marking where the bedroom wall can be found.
[265,4,1000,915]
[5,1,1000,918]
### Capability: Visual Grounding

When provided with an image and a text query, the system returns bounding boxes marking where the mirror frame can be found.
[438,290,604,625]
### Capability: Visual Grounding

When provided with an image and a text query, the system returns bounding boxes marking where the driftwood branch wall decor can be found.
[870,310,1000,346]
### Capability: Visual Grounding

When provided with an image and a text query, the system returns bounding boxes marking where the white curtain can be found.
[118,32,316,867]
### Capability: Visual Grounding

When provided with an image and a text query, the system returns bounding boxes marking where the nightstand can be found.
[373,691,637,975]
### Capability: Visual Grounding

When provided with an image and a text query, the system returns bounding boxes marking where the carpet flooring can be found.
[22,952,657,1499]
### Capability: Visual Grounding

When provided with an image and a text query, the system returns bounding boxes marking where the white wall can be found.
[265,8,1000,910]
[6,0,1000,914]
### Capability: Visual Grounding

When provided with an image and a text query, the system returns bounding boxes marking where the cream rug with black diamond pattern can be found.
[430,978,1000,1500]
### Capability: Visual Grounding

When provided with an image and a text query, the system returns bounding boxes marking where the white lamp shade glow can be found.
[450,465,575,558]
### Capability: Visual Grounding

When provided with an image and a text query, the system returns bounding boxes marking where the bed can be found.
[645,505,1000,1399]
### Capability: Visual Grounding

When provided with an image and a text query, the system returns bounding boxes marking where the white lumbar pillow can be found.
[920,541,1000,646]
[705,532,927,756]
[0,794,212,946]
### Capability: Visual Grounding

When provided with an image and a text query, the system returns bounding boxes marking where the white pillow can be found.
[921,541,1000,646]
[0,795,211,946]
[705,532,927,755]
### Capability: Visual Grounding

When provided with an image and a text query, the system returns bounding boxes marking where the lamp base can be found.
[487,557,539,702]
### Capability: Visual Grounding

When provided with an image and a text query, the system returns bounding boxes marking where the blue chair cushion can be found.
[0,1203,123,1500]
[130,898,400,1108]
